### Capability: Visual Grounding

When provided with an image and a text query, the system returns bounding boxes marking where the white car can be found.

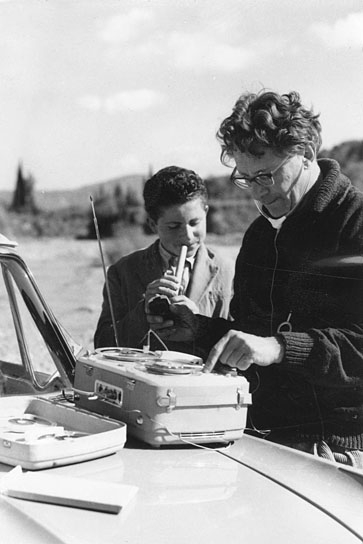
[0,235,363,544]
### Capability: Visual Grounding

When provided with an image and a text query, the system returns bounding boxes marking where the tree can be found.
[319,140,363,190]
[114,185,125,217]
[86,192,119,238]
[10,163,38,213]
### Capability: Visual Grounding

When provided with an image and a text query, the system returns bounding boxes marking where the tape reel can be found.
[94,347,204,375]
[0,414,87,443]
[0,414,59,443]
[143,360,203,375]
[6,415,54,428]
[95,347,159,363]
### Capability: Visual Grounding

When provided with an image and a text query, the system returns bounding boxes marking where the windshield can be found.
[0,252,75,396]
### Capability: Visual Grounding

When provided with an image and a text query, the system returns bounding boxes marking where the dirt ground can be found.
[17,238,106,350]
[16,237,240,351]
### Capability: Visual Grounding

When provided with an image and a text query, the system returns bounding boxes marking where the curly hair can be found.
[143,166,208,221]
[217,90,322,164]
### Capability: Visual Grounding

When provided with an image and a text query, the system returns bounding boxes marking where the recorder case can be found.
[74,350,251,447]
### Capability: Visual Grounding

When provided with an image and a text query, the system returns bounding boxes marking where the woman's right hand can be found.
[152,302,198,342]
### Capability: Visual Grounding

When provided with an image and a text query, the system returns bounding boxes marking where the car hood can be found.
[1,434,363,544]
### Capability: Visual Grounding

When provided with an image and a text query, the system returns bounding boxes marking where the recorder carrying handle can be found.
[156,387,251,411]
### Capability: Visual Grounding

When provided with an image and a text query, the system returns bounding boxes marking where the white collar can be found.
[254,200,287,230]
[266,215,286,229]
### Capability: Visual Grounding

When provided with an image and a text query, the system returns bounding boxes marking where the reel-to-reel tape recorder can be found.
[74,347,251,447]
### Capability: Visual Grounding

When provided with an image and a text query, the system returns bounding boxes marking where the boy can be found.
[94,165,233,353]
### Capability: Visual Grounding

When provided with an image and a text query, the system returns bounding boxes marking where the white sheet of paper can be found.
[1,465,138,514]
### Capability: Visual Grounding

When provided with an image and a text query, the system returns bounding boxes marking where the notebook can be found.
[1,465,138,514]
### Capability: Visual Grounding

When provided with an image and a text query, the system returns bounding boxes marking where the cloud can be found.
[78,89,165,113]
[116,153,144,173]
[99,9,257,73]
[78,95,102,111]
[168,32,255,72]
[99,9,154,43]
[311,11,363,48]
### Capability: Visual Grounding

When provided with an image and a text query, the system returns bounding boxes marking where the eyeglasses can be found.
[230,154,292,190]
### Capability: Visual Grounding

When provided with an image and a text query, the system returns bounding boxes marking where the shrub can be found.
[103,226,156,265]
[207,205,229,235]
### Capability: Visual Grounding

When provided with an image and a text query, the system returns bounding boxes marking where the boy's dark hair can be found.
[143,166,208,221]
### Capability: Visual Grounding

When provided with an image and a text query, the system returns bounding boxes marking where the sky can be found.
[1,0,363,191]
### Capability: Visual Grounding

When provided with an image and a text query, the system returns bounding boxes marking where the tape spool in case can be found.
[7,415,54,428]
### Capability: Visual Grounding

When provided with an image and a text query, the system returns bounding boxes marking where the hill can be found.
[319,140,363,191]
[1,139,362,240]
[1,139,362,212]
[0,174,146,212]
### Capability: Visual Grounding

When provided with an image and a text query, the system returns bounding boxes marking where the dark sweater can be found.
[200,159,363,449]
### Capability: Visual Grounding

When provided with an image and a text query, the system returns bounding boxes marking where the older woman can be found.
[159,90,363,465]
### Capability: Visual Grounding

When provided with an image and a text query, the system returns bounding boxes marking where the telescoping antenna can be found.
[90,195,120,347]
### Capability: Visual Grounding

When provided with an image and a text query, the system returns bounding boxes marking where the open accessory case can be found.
[0,395,127,470]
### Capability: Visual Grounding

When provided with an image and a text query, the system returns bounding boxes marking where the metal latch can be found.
[83,364,94,377]
[156,389,177,412]
[236,387,252,409]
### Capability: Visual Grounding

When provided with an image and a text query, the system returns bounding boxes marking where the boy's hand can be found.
[145,272,179,312]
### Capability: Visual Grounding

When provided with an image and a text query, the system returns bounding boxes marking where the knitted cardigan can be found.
[198,159,363,449]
